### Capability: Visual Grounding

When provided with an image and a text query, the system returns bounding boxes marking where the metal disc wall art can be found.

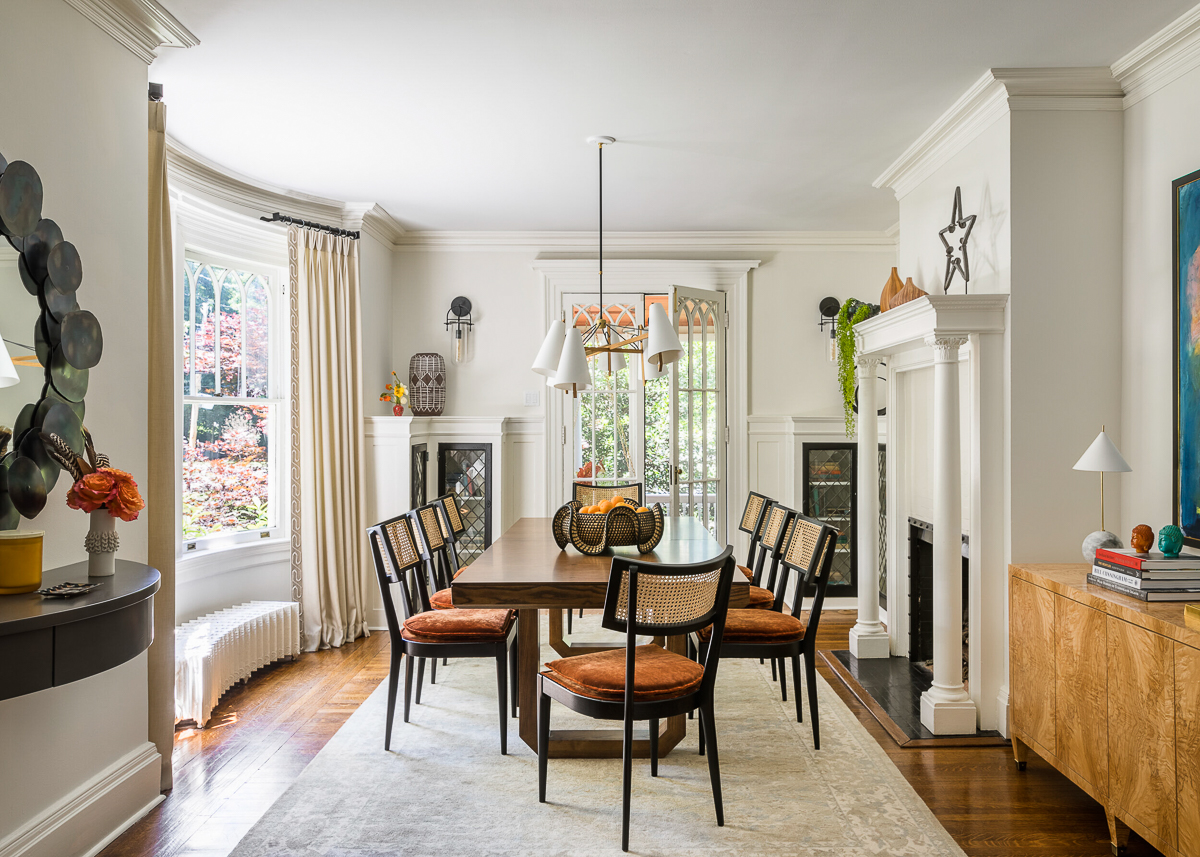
[0,151,103,527]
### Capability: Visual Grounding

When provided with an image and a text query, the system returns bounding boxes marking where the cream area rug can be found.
[230,618,966,857]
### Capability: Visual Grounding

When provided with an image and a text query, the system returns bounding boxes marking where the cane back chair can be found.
[566,482,646,632]
[538,546,737,852]
[693,512,838,749]
[737,491,771,570]
[368,514,517,754]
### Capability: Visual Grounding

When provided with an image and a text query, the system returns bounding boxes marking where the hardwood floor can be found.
[101,611,1161,857]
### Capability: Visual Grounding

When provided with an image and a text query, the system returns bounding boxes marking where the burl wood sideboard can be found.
[1010,564,1200,857]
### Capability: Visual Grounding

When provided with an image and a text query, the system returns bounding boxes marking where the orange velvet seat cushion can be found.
[737,564,754,580]
[453,568,465,579]
[542,644,704,702]
[401,608,514,643]
[697,609,806,644]
[429,587,454,610]
[746,584,775,609]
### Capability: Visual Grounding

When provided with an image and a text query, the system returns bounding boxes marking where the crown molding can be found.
[1113,3,1200,108]
[166,137,404,244]
[63,0,198,64]
[394,230,896,252]
[874,67,1122,199]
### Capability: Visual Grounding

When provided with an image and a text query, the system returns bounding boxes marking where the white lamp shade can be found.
[532,319,567,377]
[645,301,683,369]
[552,328,592,391]
[1073,430,1132,473]
[643,349,666,380]
[0,339,18,389]
[606,328,626,373]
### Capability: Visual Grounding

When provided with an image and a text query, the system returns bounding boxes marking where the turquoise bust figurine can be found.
[1158,524,1184,558]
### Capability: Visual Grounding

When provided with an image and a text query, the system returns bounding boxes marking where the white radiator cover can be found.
[174,601,301,727]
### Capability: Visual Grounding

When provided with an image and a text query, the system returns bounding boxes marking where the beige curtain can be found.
[147,101,176,790]
[288,226,371,650]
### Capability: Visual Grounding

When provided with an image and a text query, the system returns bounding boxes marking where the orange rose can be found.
[66,471,117,513]
[106,470,145,522]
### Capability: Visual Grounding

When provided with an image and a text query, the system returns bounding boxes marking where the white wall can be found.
[1120,63,1200,537]
[0,1,161,853]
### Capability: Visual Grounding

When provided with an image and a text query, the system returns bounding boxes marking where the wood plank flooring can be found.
[100,612,1162,857]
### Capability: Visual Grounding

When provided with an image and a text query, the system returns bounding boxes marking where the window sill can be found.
[177,537,290,585]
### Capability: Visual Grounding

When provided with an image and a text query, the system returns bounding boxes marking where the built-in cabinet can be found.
[1010,565,1200,857]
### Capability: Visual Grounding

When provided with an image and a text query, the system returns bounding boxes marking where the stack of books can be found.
[1090,548,1200,602]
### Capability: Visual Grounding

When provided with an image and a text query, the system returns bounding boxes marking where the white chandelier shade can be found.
[0,339,19,389]
[532,318,567,377]
[606,327,627,373]
[642,348,666,380]
[552,328,592,392]
[645,301,683,370]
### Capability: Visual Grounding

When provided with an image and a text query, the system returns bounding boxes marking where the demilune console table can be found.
[0,560,159,701]
[1009,563,1200,857]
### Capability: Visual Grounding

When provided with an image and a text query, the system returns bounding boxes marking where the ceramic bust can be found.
[1158,524,1184,558]
[1131,524,1154,554]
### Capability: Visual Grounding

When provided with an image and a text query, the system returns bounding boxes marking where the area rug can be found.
[230,619,966,857]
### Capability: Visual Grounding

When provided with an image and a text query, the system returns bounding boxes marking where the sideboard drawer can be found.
[1055,596,1108,795]
[1011,576,1056,756]
[1177,642,1200,857]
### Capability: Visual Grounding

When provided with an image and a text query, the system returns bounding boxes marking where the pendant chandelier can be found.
[531,136,683,396]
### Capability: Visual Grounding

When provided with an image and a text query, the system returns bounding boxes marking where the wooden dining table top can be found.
[452,515,748,610]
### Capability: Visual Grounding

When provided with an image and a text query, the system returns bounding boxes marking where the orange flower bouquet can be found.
[379,371,409,416]
[41,427,144,577]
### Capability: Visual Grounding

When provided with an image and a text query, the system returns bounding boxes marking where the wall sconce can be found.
[818,296,840,362]
[445,296,474,363]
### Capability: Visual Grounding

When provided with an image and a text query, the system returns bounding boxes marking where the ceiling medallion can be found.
[938,186,976,294]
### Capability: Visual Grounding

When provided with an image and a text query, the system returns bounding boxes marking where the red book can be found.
[1095,547,1200,570]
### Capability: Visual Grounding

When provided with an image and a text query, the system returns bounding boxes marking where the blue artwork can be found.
[1175,169,1200,546]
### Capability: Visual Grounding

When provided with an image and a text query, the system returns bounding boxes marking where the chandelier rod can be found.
[598,138,604,319]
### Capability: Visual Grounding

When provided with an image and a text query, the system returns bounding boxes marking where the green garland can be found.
[836,301,872,437]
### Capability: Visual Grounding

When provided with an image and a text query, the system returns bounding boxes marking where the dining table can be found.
[452,515,748,758]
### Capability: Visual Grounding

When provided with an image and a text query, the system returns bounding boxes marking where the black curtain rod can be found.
[260,212,359,239]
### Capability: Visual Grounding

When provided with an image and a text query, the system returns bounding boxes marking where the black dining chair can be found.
[537,546,737,852]
[566,481,646,634]
[368,514,517,754]
[692,512,838,749]
[736,490,771,573]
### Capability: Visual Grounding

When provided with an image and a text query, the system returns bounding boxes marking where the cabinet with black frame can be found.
[437,443,492,564]
[800,442,886,599]
[411,443,428,509]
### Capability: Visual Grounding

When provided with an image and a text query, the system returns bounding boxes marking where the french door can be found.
[671,287,727,543]
[556,288,727,542]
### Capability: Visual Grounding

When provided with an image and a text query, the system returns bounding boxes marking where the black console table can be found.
[0,560,159,701]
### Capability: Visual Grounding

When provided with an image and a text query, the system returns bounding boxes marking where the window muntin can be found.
[181,256,281,543]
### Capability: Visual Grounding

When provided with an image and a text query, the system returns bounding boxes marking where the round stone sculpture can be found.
[1082,530,1122,564]
[408,352,446,416]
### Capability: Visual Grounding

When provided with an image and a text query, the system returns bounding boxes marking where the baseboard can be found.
[0,742,163,857]
[995,686,1010,738]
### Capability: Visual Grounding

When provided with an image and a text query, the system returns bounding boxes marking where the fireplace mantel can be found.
[855,294,1008,358]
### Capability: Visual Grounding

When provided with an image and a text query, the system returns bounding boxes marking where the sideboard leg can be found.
[1106,811,1131,855]
[1012,735,1028,771]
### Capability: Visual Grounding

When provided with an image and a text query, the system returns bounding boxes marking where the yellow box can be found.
[0,530,44,595]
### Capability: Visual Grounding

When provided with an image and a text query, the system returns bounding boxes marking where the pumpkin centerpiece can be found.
[552,482,664,555]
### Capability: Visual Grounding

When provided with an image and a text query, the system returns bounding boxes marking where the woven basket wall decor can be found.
[409,352,446,416]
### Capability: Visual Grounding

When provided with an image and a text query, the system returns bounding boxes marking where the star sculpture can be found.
[938,186,976,294]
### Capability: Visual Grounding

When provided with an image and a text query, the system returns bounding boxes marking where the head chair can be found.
[777,513,839,640]
[737,491,771,566]
[573,481,643,508]
[602,546,737,701]
[368,515,429,636]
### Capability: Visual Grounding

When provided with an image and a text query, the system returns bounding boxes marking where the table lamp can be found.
[1073,425,1131,562]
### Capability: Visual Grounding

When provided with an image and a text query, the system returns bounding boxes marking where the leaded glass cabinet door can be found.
[670,286,727,543]
[437,443,491,565]
[801,443,858,597]
[564,294,645,493]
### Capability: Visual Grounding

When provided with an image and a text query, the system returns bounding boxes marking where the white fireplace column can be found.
[849,354,889,659]
[920,334,977,735]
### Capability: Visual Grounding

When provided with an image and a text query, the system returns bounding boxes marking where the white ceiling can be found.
[151,0,1194,232]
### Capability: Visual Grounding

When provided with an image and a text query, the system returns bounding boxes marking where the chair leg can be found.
[566,608,572,634]
[698,705,706,756]
[538,677,551,802]
[415,657,426,705]
[778,656,788,702]
[699,699,725,827]
[496,651,508,755]
[649,718,659,777]
[403,653,414,723]
[621,710,634,852]
[804,652,820,749]
[385,647,401,750]
[771,657,777,681]
[791,655,804,722]
[509,637,519,717]
[430,657,437,685]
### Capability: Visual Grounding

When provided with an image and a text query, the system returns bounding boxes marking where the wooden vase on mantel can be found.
[879,267,904,312]
[890,277,928,309]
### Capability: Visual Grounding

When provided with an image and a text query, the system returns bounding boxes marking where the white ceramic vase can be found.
[86,509,119,577]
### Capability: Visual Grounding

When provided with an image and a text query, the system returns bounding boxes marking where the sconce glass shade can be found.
[645,301,683,370]
[451,326,467,363]
[0,339,18,389]
[552,328,592,391]
[532,319,567,377]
